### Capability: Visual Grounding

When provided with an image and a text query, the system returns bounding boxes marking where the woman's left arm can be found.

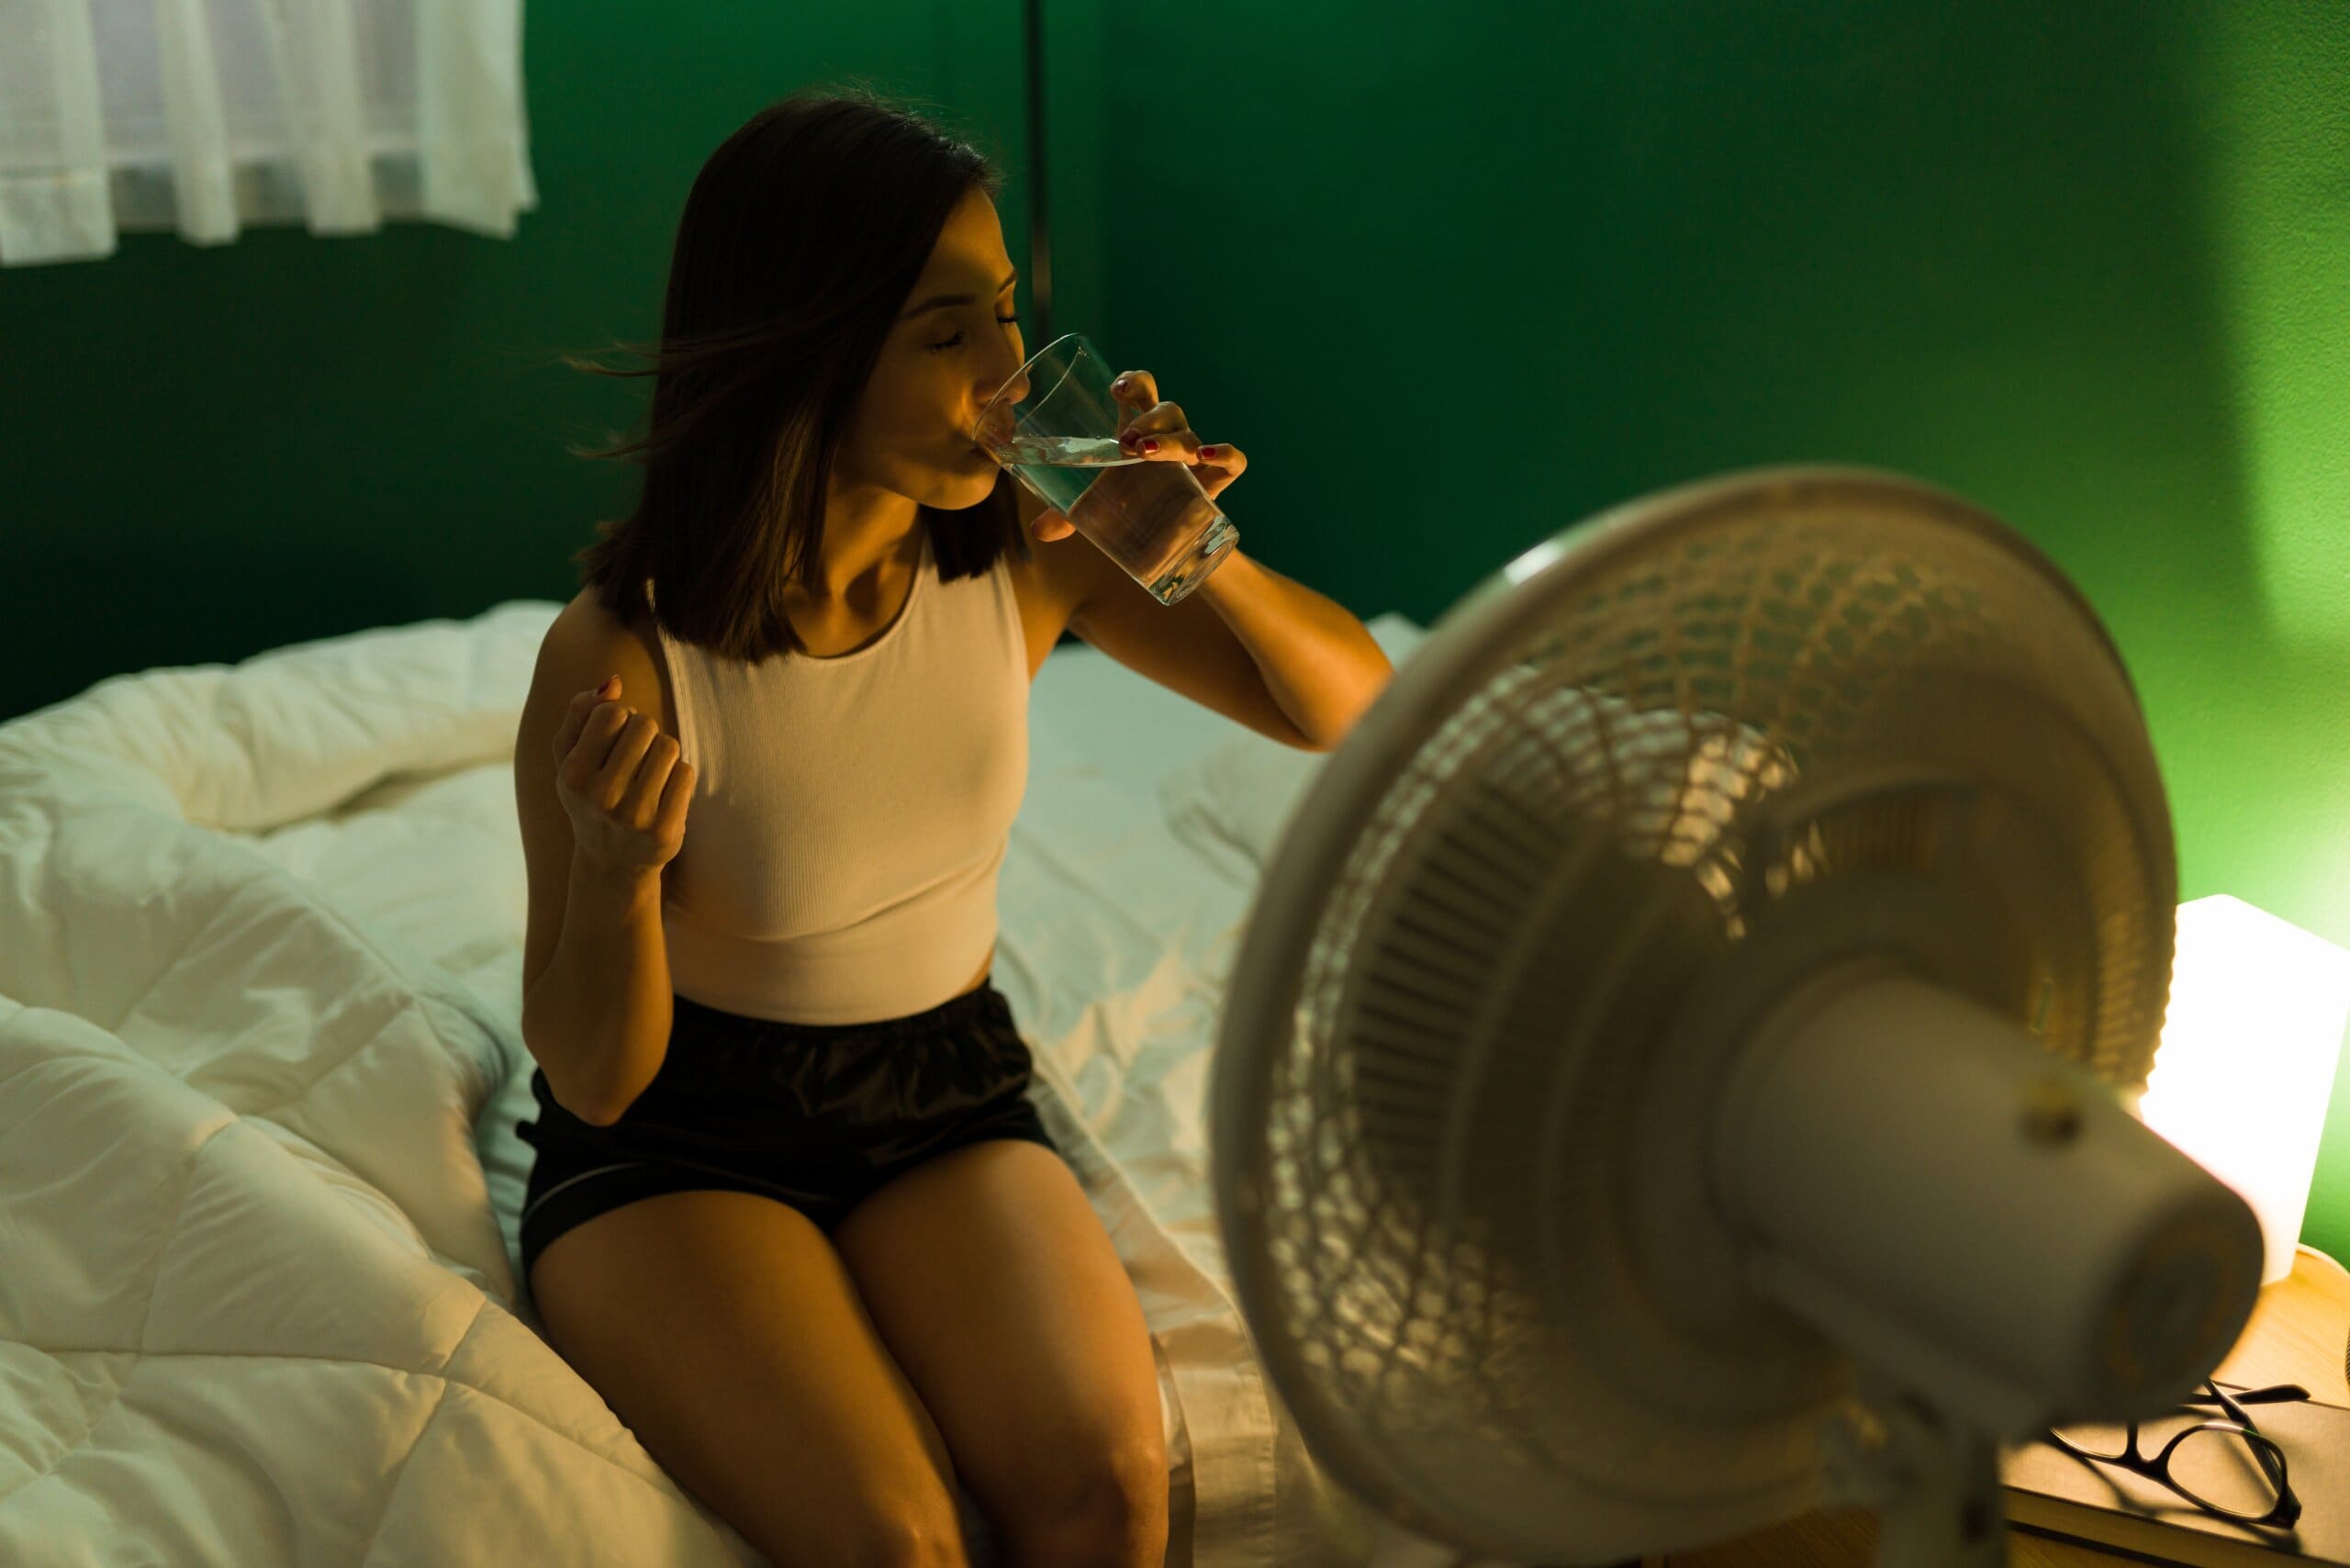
[1186,548,1393,751]
[1031,366,1394,752]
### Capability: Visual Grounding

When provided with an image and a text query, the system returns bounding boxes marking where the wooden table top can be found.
[1643,1245,2350,1567]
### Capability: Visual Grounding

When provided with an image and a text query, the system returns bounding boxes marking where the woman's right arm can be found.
[523,849,675,1126]
[514,610,695,1126]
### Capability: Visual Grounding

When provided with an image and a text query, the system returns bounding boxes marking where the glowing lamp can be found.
[2133,895,2350,1285]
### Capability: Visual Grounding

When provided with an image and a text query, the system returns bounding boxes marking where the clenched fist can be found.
[552,675,693,878]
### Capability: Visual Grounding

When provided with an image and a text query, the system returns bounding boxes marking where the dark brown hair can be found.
[566,85,1029,660]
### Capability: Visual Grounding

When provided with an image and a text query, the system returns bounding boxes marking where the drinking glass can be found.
[974,332,1239,606]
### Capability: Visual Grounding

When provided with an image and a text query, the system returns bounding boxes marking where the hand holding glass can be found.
[974,333,1238,606]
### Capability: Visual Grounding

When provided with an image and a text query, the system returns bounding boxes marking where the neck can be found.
[800,477,923,602]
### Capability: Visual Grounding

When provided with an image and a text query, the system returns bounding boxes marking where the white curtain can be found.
[0,0,535,266]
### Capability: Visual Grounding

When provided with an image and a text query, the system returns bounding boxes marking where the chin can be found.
[922,465,1010,511]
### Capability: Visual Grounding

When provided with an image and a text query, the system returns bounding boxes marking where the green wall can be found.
[1084,0,2350,1263]
[6,2,2348,1262]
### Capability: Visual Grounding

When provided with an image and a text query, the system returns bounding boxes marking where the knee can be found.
[1004,1434,1169,1568]
[812,1492,972,1568]
[845,1514,963,1561]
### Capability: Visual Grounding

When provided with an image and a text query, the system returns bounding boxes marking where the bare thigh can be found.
[528,1187,968,1568]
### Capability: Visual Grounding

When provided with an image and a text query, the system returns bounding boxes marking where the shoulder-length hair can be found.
[566,85,1029,661]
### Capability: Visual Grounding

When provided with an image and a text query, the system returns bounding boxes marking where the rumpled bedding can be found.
[0,595,1427,1567]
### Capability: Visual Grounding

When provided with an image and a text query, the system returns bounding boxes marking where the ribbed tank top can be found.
[644,524,1030,1025]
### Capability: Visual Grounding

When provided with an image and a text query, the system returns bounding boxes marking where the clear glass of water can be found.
[973,332,1239,606]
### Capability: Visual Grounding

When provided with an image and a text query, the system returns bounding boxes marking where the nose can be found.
[981,328,1031,405]
[971,366,1029,446]
[984,364,1031,411]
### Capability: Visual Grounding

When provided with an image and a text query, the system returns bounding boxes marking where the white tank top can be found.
[644,524,1030,1025]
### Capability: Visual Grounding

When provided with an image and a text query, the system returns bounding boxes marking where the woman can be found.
[510,87,1392,1568]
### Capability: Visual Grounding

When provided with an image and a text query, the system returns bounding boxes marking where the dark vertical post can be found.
[1023,0,1052,343]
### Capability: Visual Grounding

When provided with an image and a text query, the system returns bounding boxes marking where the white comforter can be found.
[0,597,1427,1567]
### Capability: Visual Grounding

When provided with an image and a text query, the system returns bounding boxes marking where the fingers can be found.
[1193,440,1245,479]
[1108,374,1213,461]
[1106,369,1244,488]
[1111,371,1181,444]
[557,703,632,795]
[1031,509,1077,542]
[596,712,662,812]
[1111,370,1158,409]
[1117,425,1239,468]
[551,675,619,764]
[1116,399,1187,443]
[649,747,696,839]
[621,729,685,824]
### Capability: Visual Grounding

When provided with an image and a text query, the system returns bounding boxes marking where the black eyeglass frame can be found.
[2042,1378,2308,1529]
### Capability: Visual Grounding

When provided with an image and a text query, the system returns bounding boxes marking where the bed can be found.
[0,593,1445,1567]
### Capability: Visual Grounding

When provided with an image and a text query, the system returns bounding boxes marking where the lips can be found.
[973,408,1018,449]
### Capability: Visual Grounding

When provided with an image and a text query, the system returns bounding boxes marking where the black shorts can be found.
[515,980,1061,1286]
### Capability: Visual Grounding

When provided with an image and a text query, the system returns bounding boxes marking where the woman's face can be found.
[837,185,1031,511]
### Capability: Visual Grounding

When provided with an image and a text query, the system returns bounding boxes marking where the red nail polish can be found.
[1197,445,1217,460]
[1140,438,1158,454]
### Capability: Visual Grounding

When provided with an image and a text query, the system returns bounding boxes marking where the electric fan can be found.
[1210,466,2266,1566]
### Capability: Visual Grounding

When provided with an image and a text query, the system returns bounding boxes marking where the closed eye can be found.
[927,315,1022,353]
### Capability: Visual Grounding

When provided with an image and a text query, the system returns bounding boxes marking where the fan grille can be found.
[1222,470,2177,1554]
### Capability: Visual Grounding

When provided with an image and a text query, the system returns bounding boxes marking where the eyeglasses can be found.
[2042,1378,2307,1529]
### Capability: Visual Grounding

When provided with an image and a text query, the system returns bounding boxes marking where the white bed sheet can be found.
[0,593,1439,1568]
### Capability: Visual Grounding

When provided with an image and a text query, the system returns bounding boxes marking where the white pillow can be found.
[1158,615,1427,885]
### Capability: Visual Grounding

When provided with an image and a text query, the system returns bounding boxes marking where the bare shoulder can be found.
[1000,484,1102,673]
[530,585,672,737]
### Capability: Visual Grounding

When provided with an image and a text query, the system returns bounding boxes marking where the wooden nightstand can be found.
[1642,1246,2350,1567]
